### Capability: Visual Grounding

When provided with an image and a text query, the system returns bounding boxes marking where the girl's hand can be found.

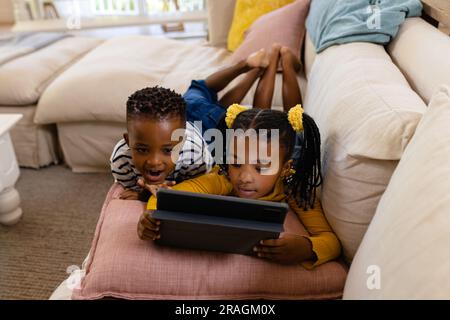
[253,234,315,265]
[137,178,176,197]
[119,189,140,200]
[137,210,161,241]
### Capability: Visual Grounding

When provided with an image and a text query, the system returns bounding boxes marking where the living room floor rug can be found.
[0,165,113,299]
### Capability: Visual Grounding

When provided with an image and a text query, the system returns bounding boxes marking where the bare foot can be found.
[280,46,302,72]
[246,48,269,69]
[271,42,282,53]
[267,43,281,71]
[270,43,282,60]
[269,43,282,72]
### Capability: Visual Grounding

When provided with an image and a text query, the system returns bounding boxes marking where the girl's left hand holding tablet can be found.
[137,210,161,241]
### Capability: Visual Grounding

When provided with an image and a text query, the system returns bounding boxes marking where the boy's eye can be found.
[162,147,173,154]
[135,147,149,154]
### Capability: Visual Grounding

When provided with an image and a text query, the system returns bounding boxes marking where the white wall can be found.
[0,0,14,23]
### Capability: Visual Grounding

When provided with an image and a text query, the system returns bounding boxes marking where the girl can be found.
[137,104,341,268]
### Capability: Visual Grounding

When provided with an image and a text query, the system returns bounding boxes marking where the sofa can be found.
[0,0,443,299]
[0,36,102,168]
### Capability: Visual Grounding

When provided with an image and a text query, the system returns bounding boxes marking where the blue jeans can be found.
[184,80,227,135]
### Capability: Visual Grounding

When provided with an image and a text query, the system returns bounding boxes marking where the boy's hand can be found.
[253,234,315,265]
[137,210,161,241]
[119,189,140,200]
[137,178,176,197]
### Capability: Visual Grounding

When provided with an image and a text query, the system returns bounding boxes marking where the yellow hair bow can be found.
[287,104,304,132]
[225,103,249,128]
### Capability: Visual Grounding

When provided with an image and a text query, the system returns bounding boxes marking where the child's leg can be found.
[184,50,269,135]
[205,49,268,93]
[218,67,263,107]
[280,47,303,111]
[253,44,281,109]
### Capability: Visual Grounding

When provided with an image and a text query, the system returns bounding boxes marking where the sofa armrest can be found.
[206,0,236,48]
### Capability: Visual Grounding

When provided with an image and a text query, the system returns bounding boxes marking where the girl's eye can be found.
[256,166,265,173]
[162,148,173,154]
[256,165,271,174]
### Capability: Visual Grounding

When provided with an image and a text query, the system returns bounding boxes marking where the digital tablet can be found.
[152,189,289,255]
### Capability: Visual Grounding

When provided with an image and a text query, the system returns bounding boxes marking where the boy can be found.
[111,86,214,200]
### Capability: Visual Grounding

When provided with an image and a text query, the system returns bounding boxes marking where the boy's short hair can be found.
[126,86,186,121]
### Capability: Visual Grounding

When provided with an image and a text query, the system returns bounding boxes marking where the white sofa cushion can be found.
[35,36,232,124]
[0,37,101,106]
[304,42,426,262]
[388,17,450,104]
[344,85,450,299]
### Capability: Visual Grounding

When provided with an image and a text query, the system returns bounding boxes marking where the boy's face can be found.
[124,117,185,185]
[227,138,291,199]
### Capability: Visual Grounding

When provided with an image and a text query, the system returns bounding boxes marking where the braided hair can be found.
[288,113,322,210]
[126,86,186,121]
[222,108,322,210]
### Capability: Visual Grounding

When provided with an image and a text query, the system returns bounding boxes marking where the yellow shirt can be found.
[147,167,341,269]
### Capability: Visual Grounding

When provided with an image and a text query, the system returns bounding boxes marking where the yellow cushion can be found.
[227,0,294,52]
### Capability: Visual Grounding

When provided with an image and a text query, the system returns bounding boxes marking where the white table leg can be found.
[0,186,22,226]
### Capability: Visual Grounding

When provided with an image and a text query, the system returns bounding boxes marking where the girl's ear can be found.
[123,133,129,146]
[282,159,294,177]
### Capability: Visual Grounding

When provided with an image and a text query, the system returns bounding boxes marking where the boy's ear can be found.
[123,133,129,146]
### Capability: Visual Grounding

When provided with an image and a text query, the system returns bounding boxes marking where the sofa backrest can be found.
[206,0,237,48]
[304,41,427,262]
[387,17,450,105]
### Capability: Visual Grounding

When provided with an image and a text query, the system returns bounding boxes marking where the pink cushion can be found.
[72,183,347,300]
[231,0,310,64]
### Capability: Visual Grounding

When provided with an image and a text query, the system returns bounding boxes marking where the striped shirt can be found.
[110,122,214,190]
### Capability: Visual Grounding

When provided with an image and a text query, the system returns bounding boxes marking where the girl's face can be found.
[227,137,292,199]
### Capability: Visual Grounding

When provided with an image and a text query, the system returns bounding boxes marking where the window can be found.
[92,0,205,16]
[14,0,206,25]
[92,0,139,15]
